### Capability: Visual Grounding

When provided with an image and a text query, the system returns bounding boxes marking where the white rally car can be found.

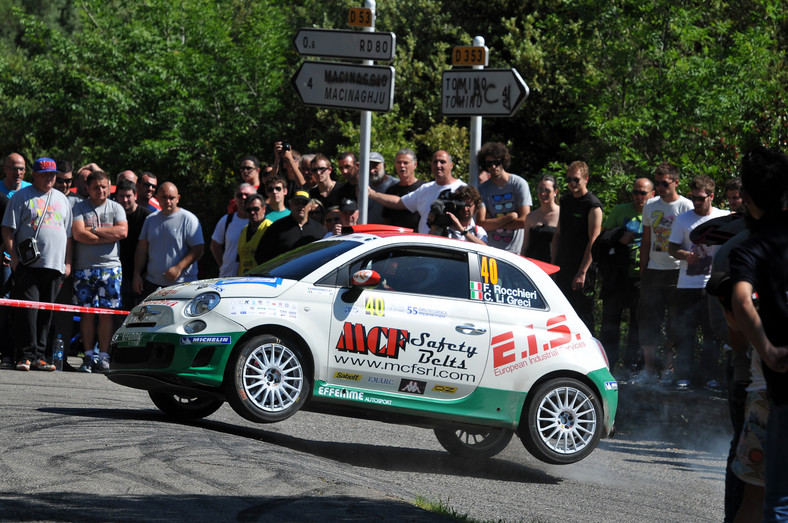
[109,225,617,464]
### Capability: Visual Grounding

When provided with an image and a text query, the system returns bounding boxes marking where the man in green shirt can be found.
[596,177,654,378]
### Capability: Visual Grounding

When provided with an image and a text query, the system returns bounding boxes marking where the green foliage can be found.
[0,0,786,230]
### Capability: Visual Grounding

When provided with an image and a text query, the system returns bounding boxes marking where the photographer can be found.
[428,185,487,246]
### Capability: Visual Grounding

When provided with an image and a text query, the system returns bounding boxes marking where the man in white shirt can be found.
[368,150,465,234]
[210,183,255,277]
[631,162,693,384]
[667,175,729,389]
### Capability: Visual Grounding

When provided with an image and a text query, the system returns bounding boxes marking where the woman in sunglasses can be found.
[522,174,560,263]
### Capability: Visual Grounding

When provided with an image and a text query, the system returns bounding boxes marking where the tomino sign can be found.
[293,28,396,62]
[291,61,395,112]
[441,68,529,117]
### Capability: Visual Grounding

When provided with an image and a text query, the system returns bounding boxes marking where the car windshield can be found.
[246,239,363,280]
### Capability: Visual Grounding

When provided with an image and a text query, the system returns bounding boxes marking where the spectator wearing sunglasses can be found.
[263,174,292,224]
[630,162,693,385]
[477,142,532,253]
[551,161,603,334]
[237,194,272,275]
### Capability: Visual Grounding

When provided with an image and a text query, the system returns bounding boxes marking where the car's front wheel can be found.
[521,377,603,465]
[224,334,310,423]
[433,426,513,459]
[148,391,224,420]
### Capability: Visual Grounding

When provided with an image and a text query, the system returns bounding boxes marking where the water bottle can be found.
[53,335,64,372]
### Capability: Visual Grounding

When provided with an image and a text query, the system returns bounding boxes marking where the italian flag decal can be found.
[470,281,483,300]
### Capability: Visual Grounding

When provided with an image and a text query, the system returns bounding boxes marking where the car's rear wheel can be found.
[433,426,513,459]
[521,377,602,465]
[224,334,310,423]
[148,391,223,420]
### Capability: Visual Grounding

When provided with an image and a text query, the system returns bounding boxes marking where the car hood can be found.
[143,276,296,300]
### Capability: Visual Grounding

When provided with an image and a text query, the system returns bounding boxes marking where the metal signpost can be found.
[293,28,395,62]
[291,61,395,112]
[442,39,529,187]
[441,68,529,117]
[292,1,390,223]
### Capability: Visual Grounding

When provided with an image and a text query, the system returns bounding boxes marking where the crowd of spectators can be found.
[0,143,748,381]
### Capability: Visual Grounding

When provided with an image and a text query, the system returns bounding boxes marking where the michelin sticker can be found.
[180,336,231,345]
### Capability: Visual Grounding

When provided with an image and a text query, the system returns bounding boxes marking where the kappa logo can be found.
[398,378,426,395]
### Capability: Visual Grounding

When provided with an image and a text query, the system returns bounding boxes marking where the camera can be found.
[17,236,41,265]
[281,141,291,152]
[428,190,462,228]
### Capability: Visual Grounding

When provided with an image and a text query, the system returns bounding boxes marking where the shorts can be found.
[73,267,122,309]
[732,389,769,487]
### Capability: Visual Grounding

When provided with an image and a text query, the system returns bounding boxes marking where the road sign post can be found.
[293,28,395,62]
[441,68,529,117]
[291,61,395,112]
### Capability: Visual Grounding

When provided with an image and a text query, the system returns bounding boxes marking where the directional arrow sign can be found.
[441,68,529,117]
[293,28,396,62]
[292,61,395,112]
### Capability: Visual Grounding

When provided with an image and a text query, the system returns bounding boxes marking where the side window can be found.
[347,248,469,299]
[476,255,546,309]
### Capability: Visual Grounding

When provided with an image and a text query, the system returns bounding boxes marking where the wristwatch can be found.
[462,228,472,236]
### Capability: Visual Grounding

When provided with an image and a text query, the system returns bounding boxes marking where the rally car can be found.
[108,225,617,465]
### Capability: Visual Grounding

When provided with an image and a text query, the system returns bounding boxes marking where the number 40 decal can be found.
[480,256,498,285]
[365,296,385,317]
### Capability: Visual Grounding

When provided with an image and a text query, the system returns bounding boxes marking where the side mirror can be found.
[351,269,382,287]
[341,270,382,303]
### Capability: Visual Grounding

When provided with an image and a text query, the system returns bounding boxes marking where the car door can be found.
[474,253,590,391]
[325,246,490,400]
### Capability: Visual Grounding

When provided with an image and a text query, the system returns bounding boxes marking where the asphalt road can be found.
[0,363,728,522]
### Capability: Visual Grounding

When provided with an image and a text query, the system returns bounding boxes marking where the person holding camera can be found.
[2,157,73,371]
[428,185,487,246]
[369,150,464,233]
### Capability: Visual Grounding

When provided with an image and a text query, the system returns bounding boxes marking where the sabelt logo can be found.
[334,372,362,381]
[432,385,457,394]
[398,379,426,395]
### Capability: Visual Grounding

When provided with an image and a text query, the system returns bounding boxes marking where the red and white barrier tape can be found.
[0,298,129,316]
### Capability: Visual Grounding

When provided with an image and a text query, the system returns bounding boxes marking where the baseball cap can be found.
[291,190,311,202]
[339,198,358,213]
[33,157,59,174]
[369,152,384,164]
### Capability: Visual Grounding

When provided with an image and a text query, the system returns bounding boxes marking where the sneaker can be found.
[79,358,93,373]
[94,359,110,373]
[629,369,657,385]
[32,359,56,372]
[1,357,14,369]
[676,379,692,390]
[659,369,675,386]
[16,359,31,371]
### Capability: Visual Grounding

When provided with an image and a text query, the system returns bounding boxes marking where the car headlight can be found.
[184,292,221,317]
